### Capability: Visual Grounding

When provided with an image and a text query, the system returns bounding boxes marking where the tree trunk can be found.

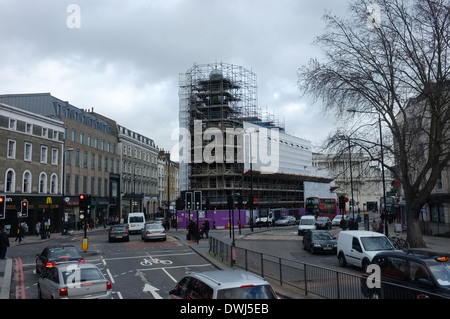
[405,202,426,248]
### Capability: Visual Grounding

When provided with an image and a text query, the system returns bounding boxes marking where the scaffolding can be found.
[179,62,302,209]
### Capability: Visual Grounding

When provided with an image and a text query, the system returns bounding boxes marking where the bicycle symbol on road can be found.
[140,256,173,266]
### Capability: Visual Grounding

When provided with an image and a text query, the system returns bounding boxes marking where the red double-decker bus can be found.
[305,197,338,219]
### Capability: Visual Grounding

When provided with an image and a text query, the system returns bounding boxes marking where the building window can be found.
[71,129,76,142]
[23,171,31,193]
[24,143,32,162]
[40,146,48,164]
[7,139,16,159]
[50,174,58,194]
[39,172,47,194]
[5,169,15,192]
[430,204,445,223]
[52,148,58,165]
[25,123,32,134]
[75,149,80,167]
[9,118,16,130]
[83,152,88,168]
[42,127,48,138]
[91,153,95,170]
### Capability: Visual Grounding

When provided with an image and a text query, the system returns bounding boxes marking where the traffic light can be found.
[21,200,28,217]
[86,194,92,210]
[227,195,233,210]
[238,196,243,209]
[0,195,5,219]
[194,191,202,210]
[185,192,192,210]
[79,194,86,210]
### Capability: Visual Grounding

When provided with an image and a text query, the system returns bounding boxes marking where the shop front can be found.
[0,195,62,237]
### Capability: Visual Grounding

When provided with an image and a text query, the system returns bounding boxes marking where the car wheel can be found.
[338,252,347,267]
[310,246,315,254]
[362,259,370,272]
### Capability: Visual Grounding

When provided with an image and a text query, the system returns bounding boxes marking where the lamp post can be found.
[61,147,73,235]
[347,108,388,237]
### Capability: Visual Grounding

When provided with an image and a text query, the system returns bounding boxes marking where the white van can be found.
[127,212,146,234]
[337,230,395,270]
[297,215,316,235]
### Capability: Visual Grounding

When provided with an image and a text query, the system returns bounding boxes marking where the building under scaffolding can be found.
[179,62,333,210]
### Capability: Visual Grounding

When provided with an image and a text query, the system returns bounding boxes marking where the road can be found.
[8,214,377,299]
[7,229,216,299]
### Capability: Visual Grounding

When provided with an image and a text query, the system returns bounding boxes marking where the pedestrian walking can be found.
[0,229,10,259]
[15,225,23,244]
[204,218,210,238]
[36,221,41,237]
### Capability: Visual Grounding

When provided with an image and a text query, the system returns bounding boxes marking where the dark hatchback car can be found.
[35,245,85,275]
[108,224,130,242]
[362,250,450,299]
[302,230,337,254]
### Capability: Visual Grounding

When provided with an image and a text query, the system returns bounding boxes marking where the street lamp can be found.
[347,108,388,237]
[61,147,73,235]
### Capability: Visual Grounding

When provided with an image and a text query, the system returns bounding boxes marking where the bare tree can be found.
[298,0,450,247]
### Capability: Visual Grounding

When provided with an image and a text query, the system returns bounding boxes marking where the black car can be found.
[361,250,450,299]
[35,245,85,274]
[315,217,332,230]
[302,230,337,254]
[108,224,130,242]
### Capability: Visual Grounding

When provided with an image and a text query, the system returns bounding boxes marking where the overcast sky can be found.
[0,0,350,158]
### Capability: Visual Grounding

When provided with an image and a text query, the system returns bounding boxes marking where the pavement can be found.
[1,222,450,299]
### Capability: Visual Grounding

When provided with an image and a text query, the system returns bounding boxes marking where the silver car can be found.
[38,263,112,299]
[169,269,278,299]
[275,215,296,226]
[141,223,167,241]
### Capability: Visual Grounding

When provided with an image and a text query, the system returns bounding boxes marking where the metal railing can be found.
[209,236,447,299]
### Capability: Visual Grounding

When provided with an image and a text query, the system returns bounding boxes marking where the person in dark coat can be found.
[204,218,210,238]
[0,229,10,259]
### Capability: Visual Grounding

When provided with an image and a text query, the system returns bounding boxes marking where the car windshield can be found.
[217,285,277,299]
[312,232,333,240]
[428,262,450,287]
[130,216,144,223]
[62,267,104,284]
[301,219,315,225]
[316,218,327,222]
[360,236,394,251]
[49,247,81,259]
[146,224,163,229]
[111,225,127,231]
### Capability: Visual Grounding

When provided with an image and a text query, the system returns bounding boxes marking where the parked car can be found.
[303,230,337,254]
[35,245,85,275]
[297,215,316,235]
[141,222,167,241]
[315,217,332,230]
[361,250,450,299]
[275,215,296,226]
[108,224,129,243]
[337,230,395,270]
[38,263,112,299]
[169,269,278,299]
